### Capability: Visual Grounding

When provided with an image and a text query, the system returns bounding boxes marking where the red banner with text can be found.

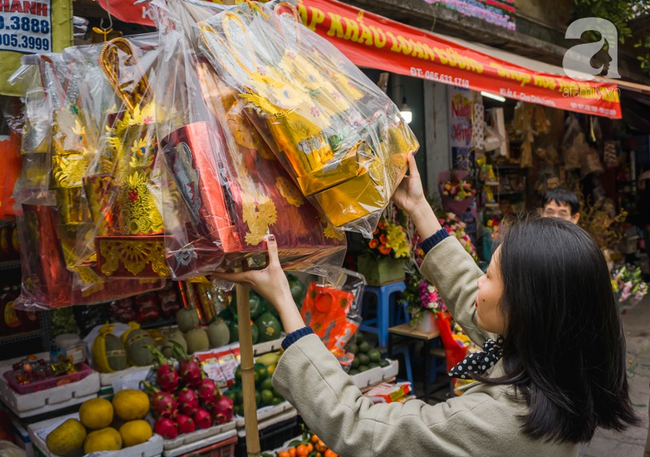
[95,0,621,118]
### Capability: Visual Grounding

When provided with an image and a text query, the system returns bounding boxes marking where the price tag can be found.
[0,0,52,53]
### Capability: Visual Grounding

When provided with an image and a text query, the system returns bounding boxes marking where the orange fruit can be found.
[288,448,296,457]
[306,443,314,453]
[311,435,320,444]
[324,450,337,457]
[296,445,309,456]
[315,441,327,452]
[278,452,290,457]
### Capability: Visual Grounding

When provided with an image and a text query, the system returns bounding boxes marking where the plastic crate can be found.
[235,417,300,457]
[181,434,237,457]
[3,363,93,394]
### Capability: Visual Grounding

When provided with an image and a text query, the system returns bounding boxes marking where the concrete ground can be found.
[583,296,650,457]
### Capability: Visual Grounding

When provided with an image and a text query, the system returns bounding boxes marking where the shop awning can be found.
[95,0,625,118]
[297,0,623,119]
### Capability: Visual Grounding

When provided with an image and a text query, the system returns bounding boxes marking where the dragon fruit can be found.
[176,413,195,434]
[177,387,200,416]
[140,381,177,418]
[198,378,219,407]
[193,408,212,429]
[173,342,203,387]
[154,417,179,439]
[212,395,234,425]
[147,345,180,392]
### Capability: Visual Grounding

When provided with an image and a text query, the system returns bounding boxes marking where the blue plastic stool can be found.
[359,281,406,349]
[390,346,413,384]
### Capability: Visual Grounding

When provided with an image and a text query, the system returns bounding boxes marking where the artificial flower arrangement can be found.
[612,265,648,312]
[365,219,411,259]
[440,213,478,261]
[441,176,476,201]
[485,215,501,234]
[402,270,447,327]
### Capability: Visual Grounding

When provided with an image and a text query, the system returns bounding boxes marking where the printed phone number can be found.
[0,33,50,51]
[0,16,50,34]
[410,67,470,88]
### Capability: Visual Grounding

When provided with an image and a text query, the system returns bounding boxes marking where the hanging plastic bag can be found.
[0,132,21,218]
[150,0,346,277]
[196,1,418,237]
[10,41,165,310]
[76,36,170,279]
[299,266,364,358]
[14,203,163,310]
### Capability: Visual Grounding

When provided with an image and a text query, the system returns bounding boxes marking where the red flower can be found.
[369,239,379,249]
[379,245,391,255]
[378,222,386,230]
[379,234,388,244]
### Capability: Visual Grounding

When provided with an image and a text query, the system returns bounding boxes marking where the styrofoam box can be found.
[350,359,399,390]
[163,420,236,451]
[28,413,164,457]
[12,418,35,457]
[99,366,152,387]
[234,401,296,431]
[163,428,237,457]
[0,367,100,418]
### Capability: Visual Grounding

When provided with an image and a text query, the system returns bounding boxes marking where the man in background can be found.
[542,187,580,224]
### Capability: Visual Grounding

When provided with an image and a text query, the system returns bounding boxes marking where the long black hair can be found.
[487,217,638,443]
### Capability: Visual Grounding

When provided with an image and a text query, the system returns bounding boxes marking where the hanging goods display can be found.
[151,0,346,278]
[196,1,418,236]
[87,37,169,279]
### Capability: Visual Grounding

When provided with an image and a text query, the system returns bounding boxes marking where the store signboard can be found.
[424,0,515,31]
[298,0,621,119]
[0,0,53,54]
[96,0,622,119]
[0,0,72,97]
[448,86,474,170]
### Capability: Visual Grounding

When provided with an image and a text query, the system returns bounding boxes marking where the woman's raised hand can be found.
[393,153,427,215]
[392,153,441,239]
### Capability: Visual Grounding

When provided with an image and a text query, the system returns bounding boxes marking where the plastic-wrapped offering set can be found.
[10,0,417,309]
[12,35,166,310]
[196,1,418,233]
[153,0,346,278]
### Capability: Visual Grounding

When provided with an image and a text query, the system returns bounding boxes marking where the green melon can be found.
[185,328,209,354]
[105,334,128,371]
[123,329,155,366]
[207,319,230,349]
[177,307,200,333]
[161,328,187,358]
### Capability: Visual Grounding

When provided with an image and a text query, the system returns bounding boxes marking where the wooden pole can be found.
[236,282,261,457]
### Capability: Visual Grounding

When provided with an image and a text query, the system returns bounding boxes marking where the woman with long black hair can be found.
[216,154,638,456]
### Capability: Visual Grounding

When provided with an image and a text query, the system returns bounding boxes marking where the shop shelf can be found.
[0,261,20,271]
[0,330,42,345]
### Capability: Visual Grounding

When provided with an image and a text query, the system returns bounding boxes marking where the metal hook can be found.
[94,0,114,42]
